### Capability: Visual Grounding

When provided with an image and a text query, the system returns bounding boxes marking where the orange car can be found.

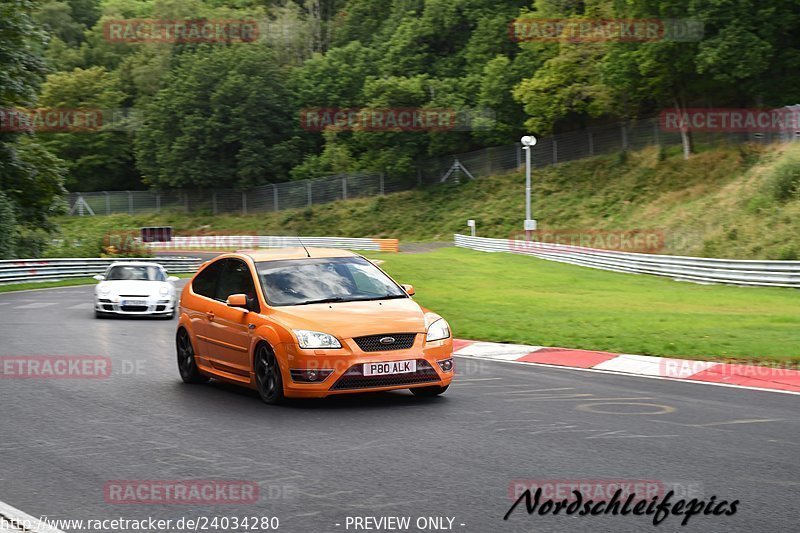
[176,248,453,404]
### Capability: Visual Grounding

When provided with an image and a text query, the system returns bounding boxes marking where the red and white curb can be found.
[453,340,800,395]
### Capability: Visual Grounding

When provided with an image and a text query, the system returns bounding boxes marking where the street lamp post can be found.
[520,135,537,238]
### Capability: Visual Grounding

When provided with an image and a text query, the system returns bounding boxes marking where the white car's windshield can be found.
[256,257,406,306]
[106,265,166,282]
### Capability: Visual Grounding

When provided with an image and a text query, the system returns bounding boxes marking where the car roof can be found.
[107,261,165,267]
[236,247,359,262]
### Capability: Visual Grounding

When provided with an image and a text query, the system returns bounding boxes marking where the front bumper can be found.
[280,335,453,398]
[95,297,175,315]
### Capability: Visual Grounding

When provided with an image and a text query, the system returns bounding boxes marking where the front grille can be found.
[354,333,416,352]
[121,305,148,312]
[119,294,149,298]
[331,359,439,390]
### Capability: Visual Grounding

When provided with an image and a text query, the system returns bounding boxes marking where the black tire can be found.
[176,328,209,384]
[410,384,449,397]
[94,310,106,319]
[254,343,285,405]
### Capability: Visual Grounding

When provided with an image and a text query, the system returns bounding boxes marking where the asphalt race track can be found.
[1,283,799,533]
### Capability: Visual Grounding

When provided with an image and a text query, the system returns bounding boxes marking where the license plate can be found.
[122,300,146,306]
[363,360,416,376]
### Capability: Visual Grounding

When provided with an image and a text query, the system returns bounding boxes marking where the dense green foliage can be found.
[21,0,800,193]
[0,0,67,258]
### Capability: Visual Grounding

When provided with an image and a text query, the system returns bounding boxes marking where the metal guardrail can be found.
[148,235,400,252]
[0,257,203,284]
[454,234,800,288]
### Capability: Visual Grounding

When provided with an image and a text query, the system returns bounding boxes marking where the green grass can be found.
[370,248,800,364]
[49,142,800,260]
[0,273,194,293]
[0,277,98,293]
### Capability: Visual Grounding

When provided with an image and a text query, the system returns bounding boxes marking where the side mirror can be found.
[226,293,251,311]
[93,274,105,281]
[167,276,179,282]
[401,284,415,296]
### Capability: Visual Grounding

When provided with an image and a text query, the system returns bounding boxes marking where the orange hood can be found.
[269,298,427,339]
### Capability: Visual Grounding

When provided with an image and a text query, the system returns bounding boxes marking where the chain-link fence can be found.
[68,116,798,216]
[67,172,410,216]
[417,116,796,185]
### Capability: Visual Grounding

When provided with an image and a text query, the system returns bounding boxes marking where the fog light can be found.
[437,358,454,372]
[290,369,333,383]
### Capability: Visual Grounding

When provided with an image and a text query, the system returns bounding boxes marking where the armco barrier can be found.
[0,257,202,285]
[148,235,399,253]
[454,234,800,288]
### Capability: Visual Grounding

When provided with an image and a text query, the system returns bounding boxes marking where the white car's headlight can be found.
[426,318,450,342]
[293,330,342,349]
[98,285,110,296]
[159,285,170,297]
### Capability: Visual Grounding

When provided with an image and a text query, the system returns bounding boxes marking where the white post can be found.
[520,135,538,239]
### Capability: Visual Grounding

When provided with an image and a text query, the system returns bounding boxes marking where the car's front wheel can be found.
[254,343,285,405]
[176,328,209,384]
[410,384,449,397]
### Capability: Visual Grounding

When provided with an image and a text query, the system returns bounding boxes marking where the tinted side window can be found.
[192,259,226,299]
[216,259,258,307]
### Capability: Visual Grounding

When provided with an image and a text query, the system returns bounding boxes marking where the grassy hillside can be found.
[49,142,800,259]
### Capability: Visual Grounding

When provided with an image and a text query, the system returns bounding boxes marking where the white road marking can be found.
[0,500,65,533]
[653,418,785,428]
[697,418,785,427]
[66,303,92,310]
[594,353,719,377]
[13,302,57,309]
[455,341,543,360]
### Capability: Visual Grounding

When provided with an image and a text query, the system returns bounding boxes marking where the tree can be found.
[38,66,138,191]
[134,45,297,189]
[0,0,66,258]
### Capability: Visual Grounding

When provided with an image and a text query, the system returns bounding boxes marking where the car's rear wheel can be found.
[254,344,285,405]
[410,384,449,397]
[176,329,209,384]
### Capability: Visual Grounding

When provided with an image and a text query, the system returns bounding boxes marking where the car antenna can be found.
[297,235,311,258]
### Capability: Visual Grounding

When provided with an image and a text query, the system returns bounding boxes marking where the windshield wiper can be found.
[293,297,347,306]
[351,294,408,302]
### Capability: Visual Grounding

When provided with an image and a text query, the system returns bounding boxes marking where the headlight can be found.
[293,330,342,349]
[98,285,110,296]
[426,318,450,342]
[159,285,170,296]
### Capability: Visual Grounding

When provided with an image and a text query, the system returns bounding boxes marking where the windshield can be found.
[106,265,166,282]
[256,257,407,306]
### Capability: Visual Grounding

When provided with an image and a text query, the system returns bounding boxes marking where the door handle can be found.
[206,311,215,321]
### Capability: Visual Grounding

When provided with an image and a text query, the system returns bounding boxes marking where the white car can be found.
[93,262,179,319]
